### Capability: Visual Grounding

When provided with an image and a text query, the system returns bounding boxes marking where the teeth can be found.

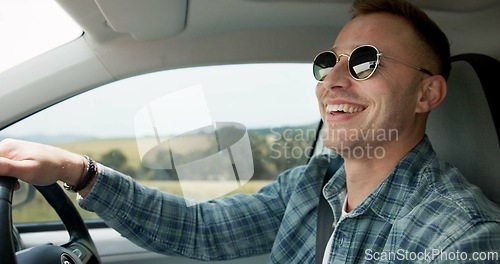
[326,104,364,114]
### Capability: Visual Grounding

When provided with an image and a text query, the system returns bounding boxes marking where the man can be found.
[1,0,499,263]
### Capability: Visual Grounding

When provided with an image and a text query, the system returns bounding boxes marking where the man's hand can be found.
[0,138,85,187]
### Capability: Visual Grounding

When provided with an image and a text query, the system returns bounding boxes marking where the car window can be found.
[1,63,320,223]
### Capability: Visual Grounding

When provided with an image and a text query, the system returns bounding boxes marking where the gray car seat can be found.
[427,53,500,205]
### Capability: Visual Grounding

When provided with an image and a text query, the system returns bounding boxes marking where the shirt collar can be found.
[323,135,436,223]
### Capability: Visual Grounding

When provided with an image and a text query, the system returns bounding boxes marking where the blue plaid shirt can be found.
[79,136,500,263]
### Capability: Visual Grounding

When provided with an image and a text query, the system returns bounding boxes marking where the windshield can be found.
[0,0,82,73]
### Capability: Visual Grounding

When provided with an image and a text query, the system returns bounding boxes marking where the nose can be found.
[321,55,350,90]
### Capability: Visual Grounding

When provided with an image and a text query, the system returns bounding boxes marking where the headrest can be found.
[427,54,500,205]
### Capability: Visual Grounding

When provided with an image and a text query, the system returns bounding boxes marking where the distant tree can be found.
[100,149,137,178]
[101,149,127,168]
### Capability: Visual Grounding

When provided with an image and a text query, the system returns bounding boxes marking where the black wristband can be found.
[63,155,98,193]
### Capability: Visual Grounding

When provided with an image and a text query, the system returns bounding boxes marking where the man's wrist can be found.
[63,155,98,193]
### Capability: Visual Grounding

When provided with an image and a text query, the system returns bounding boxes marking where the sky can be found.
[0,63,320,139]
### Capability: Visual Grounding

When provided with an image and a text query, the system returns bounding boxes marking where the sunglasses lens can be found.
[349,46,379,80]
[313,52,336,81]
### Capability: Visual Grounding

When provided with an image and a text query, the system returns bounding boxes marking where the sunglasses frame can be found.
[313,45,433,82]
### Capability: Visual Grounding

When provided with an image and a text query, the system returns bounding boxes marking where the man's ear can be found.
[415,75,447,113]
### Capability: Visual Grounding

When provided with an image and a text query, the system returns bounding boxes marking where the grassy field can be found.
[56,136,223,175]
[57,138,144,167]
[13,180,272,223]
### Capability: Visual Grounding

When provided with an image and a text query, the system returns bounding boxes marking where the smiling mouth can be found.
[326,104,365,114]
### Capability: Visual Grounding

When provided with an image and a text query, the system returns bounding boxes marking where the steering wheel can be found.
[0,177,101,264]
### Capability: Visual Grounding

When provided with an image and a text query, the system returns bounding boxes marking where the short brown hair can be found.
[352,0,451,80]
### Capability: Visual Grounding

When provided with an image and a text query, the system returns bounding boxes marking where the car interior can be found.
[0,0,499,263]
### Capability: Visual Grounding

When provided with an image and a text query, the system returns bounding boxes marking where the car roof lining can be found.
[52,0,500,79]
[245,0,500,12]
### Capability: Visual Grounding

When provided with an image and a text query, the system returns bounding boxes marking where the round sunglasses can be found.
[312,45,433,81]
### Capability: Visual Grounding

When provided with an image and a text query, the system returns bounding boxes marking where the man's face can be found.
[316,13,427,159]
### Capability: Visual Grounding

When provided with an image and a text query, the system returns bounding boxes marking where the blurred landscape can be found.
[6,124,318,181]
[7,124,318,222]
